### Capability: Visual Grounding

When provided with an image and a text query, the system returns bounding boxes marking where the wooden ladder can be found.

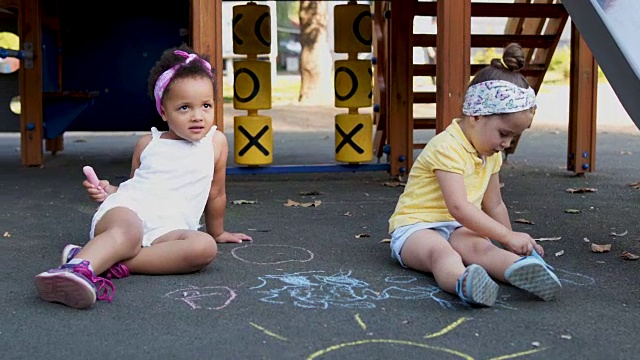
[373,0,569,176]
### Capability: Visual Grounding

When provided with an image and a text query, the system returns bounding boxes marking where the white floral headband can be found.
[462,80,536,116]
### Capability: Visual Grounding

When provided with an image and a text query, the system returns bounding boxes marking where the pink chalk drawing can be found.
[165,285,237,310]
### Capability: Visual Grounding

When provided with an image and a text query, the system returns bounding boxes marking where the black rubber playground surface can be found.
[1,128,640,359]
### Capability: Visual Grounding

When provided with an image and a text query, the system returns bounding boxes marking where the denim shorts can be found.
[390,221,462,267]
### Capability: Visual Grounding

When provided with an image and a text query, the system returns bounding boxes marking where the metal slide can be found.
[562,0,640,129]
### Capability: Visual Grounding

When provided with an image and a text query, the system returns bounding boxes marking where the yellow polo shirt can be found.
[388,119,502,233]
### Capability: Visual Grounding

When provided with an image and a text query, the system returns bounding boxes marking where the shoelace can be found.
[73,262,115,303]
[105,263,130,280]
[67,247,129,280]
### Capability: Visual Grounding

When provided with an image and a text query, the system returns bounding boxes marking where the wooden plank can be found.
[414,117,436,129]
[415,1,565,18]
[413,92,436,104]
[414,64,546,77]
[529,14,569,91]
[519,0,554,62]
[504,0,528,35]
[567,23,597,174]
[45,135,63,154]
[191,0,224,131]
[388,0,414,176]
[436,0,470,133]
[18,0,43,166]
[414,34,556,49]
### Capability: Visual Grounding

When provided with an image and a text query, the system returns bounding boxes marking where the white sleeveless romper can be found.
[89,126,216,246]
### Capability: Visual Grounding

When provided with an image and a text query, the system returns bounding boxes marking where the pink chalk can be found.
[83,166,106,194]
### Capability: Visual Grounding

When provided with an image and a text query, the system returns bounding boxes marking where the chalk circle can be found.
[307,339,472,360]
[232,244,314,265]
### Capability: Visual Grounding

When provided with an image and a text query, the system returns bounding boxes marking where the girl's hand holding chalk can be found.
[83,166,109,202]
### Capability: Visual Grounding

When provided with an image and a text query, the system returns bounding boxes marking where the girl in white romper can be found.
[34,45,252,309]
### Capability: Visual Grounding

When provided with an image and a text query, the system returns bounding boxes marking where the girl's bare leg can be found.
[74,207,144,275]
[449,227,520,282]
[120,229,217,275]
[400,229,466,294]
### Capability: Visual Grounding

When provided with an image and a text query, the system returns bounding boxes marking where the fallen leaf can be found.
[343,211,354,216]
[301,200,322,208]
[531,342,541,348]
[514,218,535,225]
[566,187,597,193]
[561,334,572,340]
[591,243,612,253]
[299,190,324,196]
[620,251,639,260]
[583,237,590,242]
[610,230,628,237]
[628,181,640,189]
[232,199,257,205]
[379,238,391,243]
[3,232,10,238]
[564,209,582,214]
[534,236,562,242]
[555,250,565,257]
[355,233,371,239]
[284,199,300,207]
[382,181,405,187]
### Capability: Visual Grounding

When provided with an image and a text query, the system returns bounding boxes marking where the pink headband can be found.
[153,50,213,115]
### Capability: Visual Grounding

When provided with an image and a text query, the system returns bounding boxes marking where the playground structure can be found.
[1,0,638,176]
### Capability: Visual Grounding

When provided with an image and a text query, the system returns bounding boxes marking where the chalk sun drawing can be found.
[231,244,314,265]
[165,285,237,310]
[250,316,548,359]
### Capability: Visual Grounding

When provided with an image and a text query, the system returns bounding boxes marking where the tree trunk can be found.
[298,1,332,104]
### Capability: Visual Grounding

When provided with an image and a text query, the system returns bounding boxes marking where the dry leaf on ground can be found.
[284,199,322,207]
[343,211,354,216]
[514,218,535,225]
[355,233,371,239]
[534,236,562,241]
[628,181,640,189]
[232,199,257,205]
[610,230,628,237]
[3,232,10,238]
[591,243,612,253]
[620,251,639,260]
[564,209,582,214]
[555,250,565,257]
[300,190,324,196]
[380,238,391,243]
[382,181,405,187]
[566,187,597,193]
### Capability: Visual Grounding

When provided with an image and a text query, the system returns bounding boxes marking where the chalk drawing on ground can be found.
[165,285,237,310]
[232,244,314,265]
[250,270,515,310]
[555,268,596,286]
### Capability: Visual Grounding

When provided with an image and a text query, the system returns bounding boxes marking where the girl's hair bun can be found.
[501,43,525,72]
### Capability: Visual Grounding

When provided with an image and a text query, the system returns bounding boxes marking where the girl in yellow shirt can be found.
[388,43,561,307]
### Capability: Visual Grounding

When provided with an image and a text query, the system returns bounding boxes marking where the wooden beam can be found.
[388,0,413,176]
[0,0,18,9]
[414,34,557,49]
[436,0,470,133]
[415,1,565,18]
[414,64,547,77]
[18,0,43,166]
[191,0,224,131]
[568,23,597,174]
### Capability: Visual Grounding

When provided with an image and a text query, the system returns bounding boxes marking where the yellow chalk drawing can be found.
[306,339,475,360]
[488,348,547,360]
[354,313,367,331]
[249,322,288,341]
[424,317,469,338]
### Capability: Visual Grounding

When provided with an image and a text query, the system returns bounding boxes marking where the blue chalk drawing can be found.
[555,268,596,286]
[251,270,467,310]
